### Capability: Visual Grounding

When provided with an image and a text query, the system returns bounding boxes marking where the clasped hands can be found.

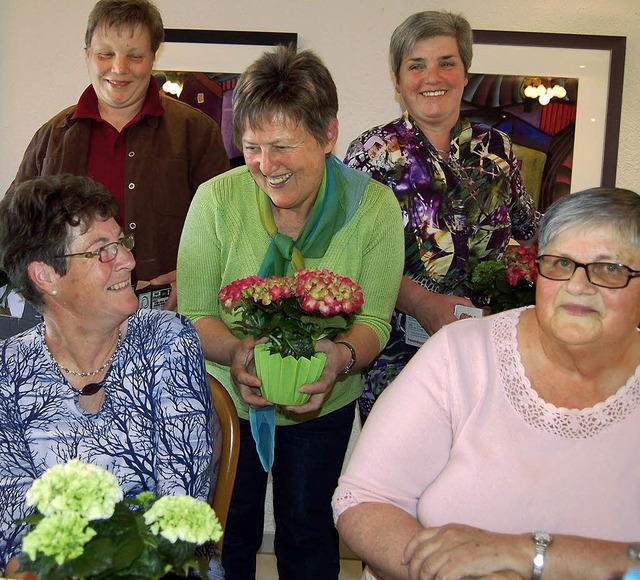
[228,336,345,414]
[401,523,528,580]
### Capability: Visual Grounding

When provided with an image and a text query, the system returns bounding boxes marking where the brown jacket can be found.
[13,93,230,280]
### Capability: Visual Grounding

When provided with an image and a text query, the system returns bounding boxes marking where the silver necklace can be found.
[41,323,122,378]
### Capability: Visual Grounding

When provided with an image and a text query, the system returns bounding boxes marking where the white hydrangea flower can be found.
[26,459,123,520]
[21,511,96,565]
[144,495,223,544]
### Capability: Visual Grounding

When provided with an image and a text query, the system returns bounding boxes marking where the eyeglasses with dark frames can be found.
[57,235,135,264]
[536,254,640,289]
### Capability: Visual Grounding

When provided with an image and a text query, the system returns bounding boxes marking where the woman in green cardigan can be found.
[177,44,404,579]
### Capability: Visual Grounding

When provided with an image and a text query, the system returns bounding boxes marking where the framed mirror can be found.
[469,31,625,211]
[154,29,297,166]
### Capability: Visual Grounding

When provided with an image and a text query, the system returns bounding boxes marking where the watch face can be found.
[533,531,552,546]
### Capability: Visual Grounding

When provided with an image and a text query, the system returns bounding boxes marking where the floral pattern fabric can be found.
[0,309,218,570]
[344,113,538,415]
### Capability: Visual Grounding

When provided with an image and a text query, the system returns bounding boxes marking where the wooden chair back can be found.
[208,373,240,554]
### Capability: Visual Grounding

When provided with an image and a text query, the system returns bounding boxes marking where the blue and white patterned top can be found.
[0,309,219,570]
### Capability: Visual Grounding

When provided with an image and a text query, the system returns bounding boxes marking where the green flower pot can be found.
[254,343,327,406]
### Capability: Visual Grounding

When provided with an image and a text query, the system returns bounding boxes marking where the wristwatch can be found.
[628,544,640,561]
[531,531,553,579]
[335,340,356,375]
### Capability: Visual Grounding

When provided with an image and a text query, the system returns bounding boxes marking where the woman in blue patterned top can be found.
[0,174,221,575]
[344,11,539,419]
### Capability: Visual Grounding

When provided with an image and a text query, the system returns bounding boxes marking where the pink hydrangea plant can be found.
[218,269,364,359]
[466,245,538,313]
[505,245,538,287]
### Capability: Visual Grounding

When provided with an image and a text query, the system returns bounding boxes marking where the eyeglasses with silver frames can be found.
[536,254,640,289]
[57,234,135,264]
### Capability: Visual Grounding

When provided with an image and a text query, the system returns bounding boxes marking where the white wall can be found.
[1,0,639,193]
[1,0,639,540]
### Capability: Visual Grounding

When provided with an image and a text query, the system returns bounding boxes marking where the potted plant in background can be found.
[218,268,364,405]
[13,460,222,579]
[465,245,538,313]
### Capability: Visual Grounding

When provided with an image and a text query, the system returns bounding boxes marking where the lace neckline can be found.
[495,308,640,439]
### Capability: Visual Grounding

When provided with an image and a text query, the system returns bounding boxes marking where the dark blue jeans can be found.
[221,402,356,579]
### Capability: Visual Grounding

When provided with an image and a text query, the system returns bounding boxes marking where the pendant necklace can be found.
[41,323,122,395]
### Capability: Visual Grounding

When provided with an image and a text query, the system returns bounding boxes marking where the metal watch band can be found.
[335,340,356,375]
[532,531,552,580]
[628,544,640,560]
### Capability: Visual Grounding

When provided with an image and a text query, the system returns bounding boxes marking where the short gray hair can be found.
[390,10,473,78]
[538,188,640,253]
[232,44,338,148]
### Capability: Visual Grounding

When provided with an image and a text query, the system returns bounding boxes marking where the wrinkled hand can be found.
[149,270,177,311]
[284,338,344,414]
[4,557,36,579]
[229,336,273,409]
[415,292,474,336]
[402,523,527,580]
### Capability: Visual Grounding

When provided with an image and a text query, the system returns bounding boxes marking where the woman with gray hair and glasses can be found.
[0,174,221,577]
[334,188,640,579]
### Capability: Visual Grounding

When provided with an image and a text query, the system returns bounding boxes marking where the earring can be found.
[52,289,58,296]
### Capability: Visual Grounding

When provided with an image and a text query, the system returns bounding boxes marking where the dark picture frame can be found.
[156,28,297,76]
[471,30,625,191]
[163,29,297,47]
[154,29,298,164]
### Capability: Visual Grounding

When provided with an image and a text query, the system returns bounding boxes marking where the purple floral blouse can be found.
[344,112,538,415]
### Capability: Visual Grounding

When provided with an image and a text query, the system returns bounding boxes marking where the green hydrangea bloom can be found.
[22,512,96,565]
[26,459,123,520]
[136,491,156,503]
[471,261,505,285]
[136,490,157,510]
[144,495,223,544]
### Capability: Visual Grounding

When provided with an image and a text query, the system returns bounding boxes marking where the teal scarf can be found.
[257,155,368,277]
[251,155,370,471]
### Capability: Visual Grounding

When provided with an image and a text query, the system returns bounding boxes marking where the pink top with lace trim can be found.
[333,307,640,543]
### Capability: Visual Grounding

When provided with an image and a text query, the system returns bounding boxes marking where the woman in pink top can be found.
[333,187,640,579]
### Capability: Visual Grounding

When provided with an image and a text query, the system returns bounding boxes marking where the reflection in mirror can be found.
[155,29,298,169]
[462,73,578,213]
[154,70,244,167]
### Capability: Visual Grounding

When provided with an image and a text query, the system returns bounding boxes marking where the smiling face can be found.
[86,23,154,121]
[395,35,468,135]
[242,114,338,224]
[535,226,640,348]
[53,218,138,328]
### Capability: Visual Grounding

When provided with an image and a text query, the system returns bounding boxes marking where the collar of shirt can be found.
[78,78,164,234]
[72,77,165,128]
